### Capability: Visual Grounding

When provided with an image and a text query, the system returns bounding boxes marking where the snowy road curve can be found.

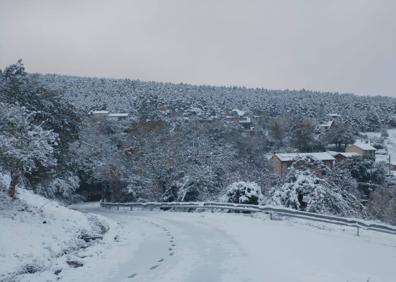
[69,204,396,282]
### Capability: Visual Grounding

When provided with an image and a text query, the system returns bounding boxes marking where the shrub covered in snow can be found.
[270,157,366,217]
[162,176,209,202]
[224,181,264,205]
[162,176,195,202]
[34,173,81,202]
[337,156,386,185]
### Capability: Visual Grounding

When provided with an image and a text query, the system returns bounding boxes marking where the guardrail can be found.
[100,201,396,236]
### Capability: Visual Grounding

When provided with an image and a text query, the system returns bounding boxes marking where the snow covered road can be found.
[67,204,396,282]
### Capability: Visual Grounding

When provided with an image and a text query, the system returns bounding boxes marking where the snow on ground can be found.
[0,190,109,282]
[39,204,396,282]
[10,202,149,282]
[2,195,396,282]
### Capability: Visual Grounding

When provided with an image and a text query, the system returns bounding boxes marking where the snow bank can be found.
[0,189,106,281]
[26,203,148,282]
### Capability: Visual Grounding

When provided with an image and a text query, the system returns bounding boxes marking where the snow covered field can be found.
[2,196,396,282]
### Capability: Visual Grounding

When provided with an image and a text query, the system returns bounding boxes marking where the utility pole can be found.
[389,155,391,176]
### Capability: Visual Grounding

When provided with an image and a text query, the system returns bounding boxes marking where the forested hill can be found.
[35,73,396,132]
[2,62,395,224]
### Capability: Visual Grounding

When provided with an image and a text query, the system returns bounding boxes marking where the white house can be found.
[345,141,376,158]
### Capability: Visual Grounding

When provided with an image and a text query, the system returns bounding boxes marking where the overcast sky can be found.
[0,0,395,96]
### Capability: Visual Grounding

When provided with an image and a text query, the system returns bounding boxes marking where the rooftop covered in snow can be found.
[327,151,360,158]
[337,152,360,157]
[239,117,251,124]
[108,113,129,117]
[90,110,109,115]
[319,121,334,128]
[273,152,335,162]
[327,113,341,118]
[351,141,376,151]
[231,109,246,117]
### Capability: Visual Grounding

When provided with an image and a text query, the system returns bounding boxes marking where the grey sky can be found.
[1,0,395,96]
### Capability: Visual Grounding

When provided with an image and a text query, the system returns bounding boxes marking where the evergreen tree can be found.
[0,103,58,198]
[290,119,317,152]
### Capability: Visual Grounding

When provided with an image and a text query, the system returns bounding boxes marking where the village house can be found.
[271,152,335,177]
[345,141,376,158]
[231,109,246,118]
[90,110,109,118]
[107,113,129,121]
[226,109,245,121]
[327,151,359,162]
[319,120,334,131]
[239,116,252,130]
[388,160,396,172]
[225,108,254,130]
[327,113,341,118]
[318,114,340,132]
[89,111,129,121]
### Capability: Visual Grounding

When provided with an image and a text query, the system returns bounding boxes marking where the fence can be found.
[100,201,396,236]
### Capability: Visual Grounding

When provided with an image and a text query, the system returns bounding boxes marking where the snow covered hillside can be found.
[36,73,396,132]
